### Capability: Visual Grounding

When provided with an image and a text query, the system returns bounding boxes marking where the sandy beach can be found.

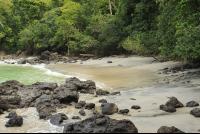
[1,55,200,133]
[45,55,200,133]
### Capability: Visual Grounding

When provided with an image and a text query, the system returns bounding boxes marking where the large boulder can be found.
[50,113,64,126]
[190,108,200,117]
[63,114,138,133]
[5,112,23,127]
[65,77,96,94]
[35,94,56,120]
[0,80,24,96]
[53,83,79,104]
[101,103,118,115]
[157,126,185,133]
[18,87,43,108]
[165,97,184,108]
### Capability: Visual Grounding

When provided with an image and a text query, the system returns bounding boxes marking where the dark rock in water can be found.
[65,77,96,94]
[157,126,185,133]
[79,110,86,116]
[85,103,95,110]
[110,91,120,95]
[5,111,17,118]
[101,103,118,115]
[130,98,136,100]
[72,116,81,120]
[5,113,23,127]
[96,89,110,96]
[63,114,138,133]
[165,97,184,108]
[35,94,56,120]
[119,109,129,114]
[50,113,67,126]
[190,108,200,117]
[160,105,176,113]
[107,61,112,63]
[99,99,107,103]
[131,105,141,110]
[17,59,26,64]
[50,114,63,126]
[53,83,79,104]
[186,101,199,107]
[75,101,86,109]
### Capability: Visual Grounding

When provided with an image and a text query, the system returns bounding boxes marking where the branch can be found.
[0,21,4,27]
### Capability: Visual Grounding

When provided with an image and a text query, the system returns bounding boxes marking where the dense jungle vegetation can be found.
[0,0,200,61]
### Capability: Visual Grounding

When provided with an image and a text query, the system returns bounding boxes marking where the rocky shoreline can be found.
[1,51,200,133]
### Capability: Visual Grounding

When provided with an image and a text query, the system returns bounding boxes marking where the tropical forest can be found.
[0,0,200,61]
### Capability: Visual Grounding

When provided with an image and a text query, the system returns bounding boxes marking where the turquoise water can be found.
[0,63,68,85]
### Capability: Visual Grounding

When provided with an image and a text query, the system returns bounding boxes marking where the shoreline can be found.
[1,54,200,133]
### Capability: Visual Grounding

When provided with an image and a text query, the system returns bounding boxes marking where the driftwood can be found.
[80,54,95,57]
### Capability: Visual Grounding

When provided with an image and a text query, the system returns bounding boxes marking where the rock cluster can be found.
[5,111,23,127]
[160,97,183,113]
[63,114,138,133]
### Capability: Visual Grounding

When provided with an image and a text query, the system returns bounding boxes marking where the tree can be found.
[56,0,81,55]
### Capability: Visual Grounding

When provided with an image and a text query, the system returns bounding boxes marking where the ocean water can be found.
[0,62,71,85]
[0,62,88,133]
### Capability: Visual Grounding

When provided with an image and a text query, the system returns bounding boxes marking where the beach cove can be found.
[1,55,200,133]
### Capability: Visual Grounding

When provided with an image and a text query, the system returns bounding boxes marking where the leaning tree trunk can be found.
[0,21,4,27]
[109,0,112,15]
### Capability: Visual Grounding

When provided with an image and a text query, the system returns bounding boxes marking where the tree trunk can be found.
[0,21,4,27]
[109,0,112,15]
[67,36,69,56]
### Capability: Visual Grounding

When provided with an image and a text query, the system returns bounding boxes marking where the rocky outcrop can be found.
[53,83,79,104]
[190,108,200,117]
[5,111,23,127]
[63,114,138,133]
[35,94,56,120]
[157,126,185,133]
[65,77,96,94]
[101,103,118,115]
[186,101,199,107]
